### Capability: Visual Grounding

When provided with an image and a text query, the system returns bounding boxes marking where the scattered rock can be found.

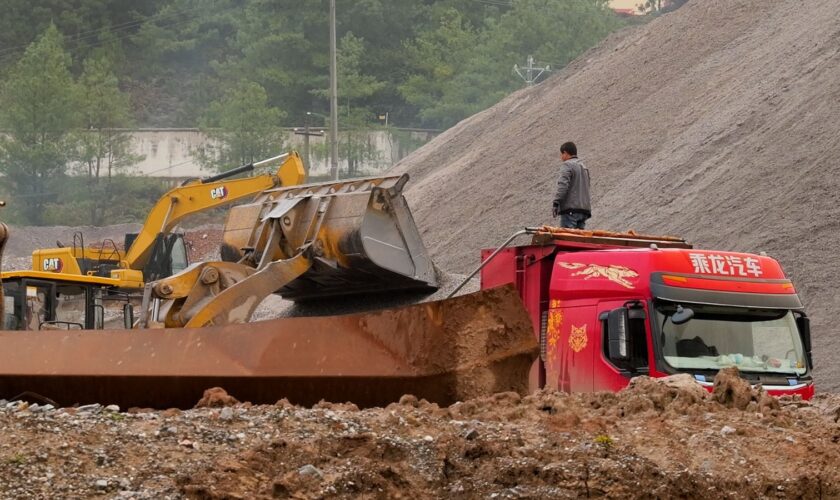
[464,428,480,440]
[297,464,322,478]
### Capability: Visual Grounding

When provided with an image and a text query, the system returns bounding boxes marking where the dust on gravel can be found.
[1,375,837,499]
[391,0,840,389]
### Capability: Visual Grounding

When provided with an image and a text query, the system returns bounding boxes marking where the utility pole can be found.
[329,0,339,180]
[513,55,551,86]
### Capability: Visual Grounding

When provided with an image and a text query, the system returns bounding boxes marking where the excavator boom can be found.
[122,152,306,272]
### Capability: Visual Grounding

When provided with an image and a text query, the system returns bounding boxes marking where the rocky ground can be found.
[0,370,837,499]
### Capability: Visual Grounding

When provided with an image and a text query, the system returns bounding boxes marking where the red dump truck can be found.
[478,227,814,399]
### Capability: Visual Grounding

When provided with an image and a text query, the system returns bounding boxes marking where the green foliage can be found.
[74,54,142,225]
[593,434,614,453]
[403,0,622,128]
[0,1,630,223]
[0,25,80,225]
[0,0,627,132]
[197,80,287,172]
[40,175,168,226]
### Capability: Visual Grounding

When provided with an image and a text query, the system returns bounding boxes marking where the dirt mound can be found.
[713,366,780,413]
[0,384,837,498]
[392,0,840,389]
[173,387,840,499]
[195,387,240,408]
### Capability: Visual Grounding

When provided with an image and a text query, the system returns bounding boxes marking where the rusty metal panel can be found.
[0,286,537,409]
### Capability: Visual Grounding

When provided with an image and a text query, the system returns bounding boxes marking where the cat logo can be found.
[42,257,63,273]
[210,186,229,200]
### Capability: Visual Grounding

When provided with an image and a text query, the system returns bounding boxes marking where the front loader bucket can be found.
[0,285,537,409]
[222,174,437,301]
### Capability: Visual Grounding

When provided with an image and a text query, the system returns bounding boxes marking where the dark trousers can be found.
[560,212,588,229]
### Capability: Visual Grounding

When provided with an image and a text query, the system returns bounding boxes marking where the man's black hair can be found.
[560,142,577,157]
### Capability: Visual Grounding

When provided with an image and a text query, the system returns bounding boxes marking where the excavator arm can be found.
[122,152,306,272]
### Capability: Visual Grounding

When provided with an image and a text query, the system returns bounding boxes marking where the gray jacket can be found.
[553,157,591,216]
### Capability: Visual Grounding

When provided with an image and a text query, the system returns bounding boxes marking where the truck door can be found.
[552,305,595,393]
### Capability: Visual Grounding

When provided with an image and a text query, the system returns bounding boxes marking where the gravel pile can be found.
[392,0,840,389]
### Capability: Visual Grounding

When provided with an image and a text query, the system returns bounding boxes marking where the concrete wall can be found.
[129,128,437,179]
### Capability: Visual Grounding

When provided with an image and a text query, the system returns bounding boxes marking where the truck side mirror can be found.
[123,303,135,330]
[607,308,630,361]
[796,314,812,368]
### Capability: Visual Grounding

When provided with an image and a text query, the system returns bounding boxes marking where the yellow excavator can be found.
[0,152,306,331]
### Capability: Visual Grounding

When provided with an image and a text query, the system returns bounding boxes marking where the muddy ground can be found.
[0,372,838,499]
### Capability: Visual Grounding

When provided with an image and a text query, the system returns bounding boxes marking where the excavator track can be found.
[0,285,537,409]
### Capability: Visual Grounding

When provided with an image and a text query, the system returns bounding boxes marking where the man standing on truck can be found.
[552,142,592,229]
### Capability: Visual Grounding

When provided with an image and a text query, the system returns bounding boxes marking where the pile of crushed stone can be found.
[0,371,837,499]
[391,0,840,389]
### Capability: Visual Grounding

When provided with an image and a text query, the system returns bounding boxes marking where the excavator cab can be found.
[125,232,189,282]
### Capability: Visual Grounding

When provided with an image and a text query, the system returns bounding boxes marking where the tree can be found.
[312,32,387,176]
[399,9,478,127]
[0,25,79,224]
[74,54,141,225]
[401,0,623,128]
[197,80,286,172]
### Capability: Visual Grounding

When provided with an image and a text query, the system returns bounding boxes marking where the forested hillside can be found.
[0,0,625,129]
[0,0,632,224]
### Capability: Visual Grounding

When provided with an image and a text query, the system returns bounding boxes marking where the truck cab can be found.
[481,230,813,399]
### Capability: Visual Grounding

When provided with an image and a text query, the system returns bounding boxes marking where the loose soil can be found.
[1,377,839,499]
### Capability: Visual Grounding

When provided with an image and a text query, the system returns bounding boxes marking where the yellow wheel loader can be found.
[0,176,538,409]
[0,152,306,331]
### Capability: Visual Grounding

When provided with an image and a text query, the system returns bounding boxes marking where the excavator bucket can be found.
[221,174,437,301]
[0,285,537,409]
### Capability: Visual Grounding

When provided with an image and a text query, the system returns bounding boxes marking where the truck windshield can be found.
[654,302,807,376]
